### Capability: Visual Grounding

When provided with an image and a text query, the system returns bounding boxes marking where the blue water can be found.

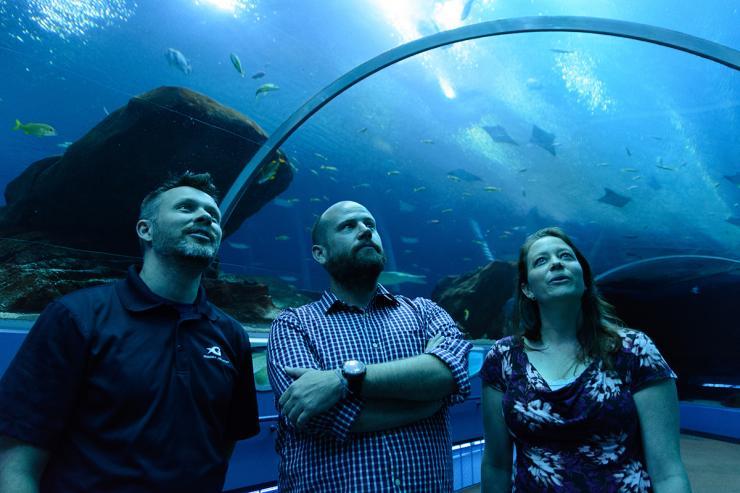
[0,0,739,298]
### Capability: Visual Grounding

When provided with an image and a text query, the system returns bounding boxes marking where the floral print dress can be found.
[480,329,677,492]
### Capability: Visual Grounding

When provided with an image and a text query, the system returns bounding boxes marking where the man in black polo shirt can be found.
[0,171,259,492]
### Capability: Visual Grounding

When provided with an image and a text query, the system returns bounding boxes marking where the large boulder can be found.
[432,261,517,340]
[0,86,292,257]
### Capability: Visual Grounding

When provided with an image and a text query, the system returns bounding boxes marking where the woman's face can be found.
[522,236,586,304]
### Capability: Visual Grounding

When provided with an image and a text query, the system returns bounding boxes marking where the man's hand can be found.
[279,368,344,429]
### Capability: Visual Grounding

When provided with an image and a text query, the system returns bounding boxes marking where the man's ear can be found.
[312,244,327,265]
[136,219,153,243]
[521,283,535,300]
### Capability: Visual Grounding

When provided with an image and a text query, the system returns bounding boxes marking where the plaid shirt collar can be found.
[319,283,399,314]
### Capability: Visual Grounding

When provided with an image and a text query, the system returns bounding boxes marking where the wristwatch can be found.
[342,359,367,395]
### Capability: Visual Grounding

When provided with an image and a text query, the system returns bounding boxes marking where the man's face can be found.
[318,202,385,283]
[148,186,223,264]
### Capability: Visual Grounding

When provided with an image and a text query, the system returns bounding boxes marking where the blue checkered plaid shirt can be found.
[267,285,472,492]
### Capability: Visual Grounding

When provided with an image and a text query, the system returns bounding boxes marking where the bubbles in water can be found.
[555,51,614,113]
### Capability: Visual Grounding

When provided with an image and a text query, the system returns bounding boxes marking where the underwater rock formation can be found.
[432,260,517,340]
[0,86,292,257]
[0,238,314,323]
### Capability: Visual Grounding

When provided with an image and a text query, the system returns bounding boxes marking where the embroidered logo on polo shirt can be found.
[203,345,231,365]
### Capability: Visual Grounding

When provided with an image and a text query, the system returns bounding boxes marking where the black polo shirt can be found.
[0,266,259,492]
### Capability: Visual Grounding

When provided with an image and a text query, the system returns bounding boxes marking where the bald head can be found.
[312,201,369,246]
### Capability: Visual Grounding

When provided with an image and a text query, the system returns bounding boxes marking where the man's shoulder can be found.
[55,279,120,313]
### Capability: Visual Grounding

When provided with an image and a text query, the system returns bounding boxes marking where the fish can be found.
[387,170,401,176]
[378,271,427,286]
[727,216,740,227]
[257,159,281,184]
[227,241,250,249]
[447,168,482,182]
[598,188,631,208]
[596,162,609,167]
[413,186,426,192]
[463,308,470,321]
[358,127,368,133]
[482,125,518,145]
[230,53,245,77]
[319,165,338,171]
[251,71,266,79]
[279,275,298,282]
[400,236,419,244]
[655,164,675,171]
[275,235,291,241]
[625,146,632,157]
[460,0,476,20]
[550,48,575,54]
[309,169,319,176]
[57,141,73,149]
[621,168,639,173]
[12,119,56,137]
[399,200,415,212]
[632,175,642,181]
[462,192,473,197]
[255,83,279,98]
[420,139,434,144]
[530,125,557,156]
[447,175,461,183]
[626,185,639,191]
[483,186,502,192]
[309,197,322,203]
[518,168,527,173]
[274,198,295,208]
[525,77,542,90]
[314,153,328,161]
[724,173,740,186]
[427,219,441,224]
[103,106,110,115]
[165,48,191,75]
[440,208,453,214]
[353,183,371,189]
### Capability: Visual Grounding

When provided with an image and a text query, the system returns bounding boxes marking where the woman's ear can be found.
[521,284,535,300]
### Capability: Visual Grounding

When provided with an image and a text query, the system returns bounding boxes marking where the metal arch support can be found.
[220,15,740,226]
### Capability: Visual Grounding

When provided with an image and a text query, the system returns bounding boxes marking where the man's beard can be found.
[325,247,386,288]
[152,228,219,268]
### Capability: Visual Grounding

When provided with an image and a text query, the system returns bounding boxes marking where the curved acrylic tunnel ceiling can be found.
[219,15,740,226]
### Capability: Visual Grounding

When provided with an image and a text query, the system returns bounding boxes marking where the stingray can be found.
[727,216,740,227]
[447,168,482,182]
[724,172,740,186]
[530,125,557,156]
[482,125,518,145]
[598,188,631,208]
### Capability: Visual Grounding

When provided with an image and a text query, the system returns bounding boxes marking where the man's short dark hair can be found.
[139,171,220,222]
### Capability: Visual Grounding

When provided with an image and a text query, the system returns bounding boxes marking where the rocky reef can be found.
[0,86,301,323]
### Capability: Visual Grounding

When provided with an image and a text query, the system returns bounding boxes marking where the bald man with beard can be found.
[267,201,472,493]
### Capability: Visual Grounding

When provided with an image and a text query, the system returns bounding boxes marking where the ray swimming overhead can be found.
[447,168,482,182]
[724,172,740,186]
[482,125,518,145]
[727,216,740,227]
[530,125,557,156]
[598,188,631,208]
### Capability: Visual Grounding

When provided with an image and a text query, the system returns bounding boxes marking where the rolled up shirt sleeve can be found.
[418,299,472,405]
[267,309,364,441]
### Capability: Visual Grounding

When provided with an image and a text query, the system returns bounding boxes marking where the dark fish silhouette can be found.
[530,125,557,156]
[625,146,632,157]
[460,0,475,20]
[727,216,740,227]
[724,172,740,186]
[251,71,266,79]
[598,188,631,208]
[482,125,518,145]
[447,168,482,182]
[550,48,574,54]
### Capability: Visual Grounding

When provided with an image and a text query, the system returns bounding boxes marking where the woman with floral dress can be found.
[480,227,691,492]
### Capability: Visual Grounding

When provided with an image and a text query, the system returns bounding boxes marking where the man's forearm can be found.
[362,354,456,401]
[351,399,443,433]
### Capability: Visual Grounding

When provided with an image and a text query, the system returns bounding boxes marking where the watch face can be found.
[343,360,366,376]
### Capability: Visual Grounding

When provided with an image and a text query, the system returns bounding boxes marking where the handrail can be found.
[220,15,740,226]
